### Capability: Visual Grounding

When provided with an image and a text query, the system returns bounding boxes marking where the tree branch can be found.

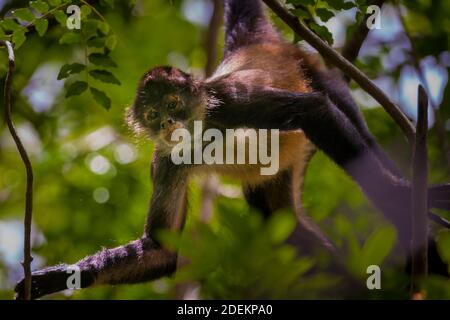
[262,0,416,144]
[411,85,429,297]
[204,0,223,78]
[1,40,34,300]
[341,0,386,65]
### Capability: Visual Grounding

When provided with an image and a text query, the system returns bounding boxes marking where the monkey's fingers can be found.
[14,264,70,300]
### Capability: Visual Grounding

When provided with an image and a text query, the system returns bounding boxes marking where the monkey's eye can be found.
[167,101,178,111]
[145,110,159,121]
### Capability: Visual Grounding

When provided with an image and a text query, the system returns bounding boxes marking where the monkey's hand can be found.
[14,264,95,300]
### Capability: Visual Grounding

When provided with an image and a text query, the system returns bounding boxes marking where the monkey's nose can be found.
[161,118,175,129]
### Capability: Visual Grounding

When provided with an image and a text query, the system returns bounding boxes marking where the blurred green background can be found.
[0,0,449,299]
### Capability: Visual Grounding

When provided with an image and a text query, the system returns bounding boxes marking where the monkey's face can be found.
[140,92,196,146]
[128,66,204,148]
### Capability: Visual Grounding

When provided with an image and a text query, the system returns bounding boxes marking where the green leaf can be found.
[49,0,62,6]
[310,23,334,45]
[12,29,26,48]
[53,10,67,26]
[81,5,92,18]
[83,20,111,38]
[292,8,311,20]
[87,36,106,48]
[267,211,296,244]
[58,63,86,80]
[35,18,48,36]
[90,87,111,110]
[59,32,81,44]
[66,81,88,97]
[88,53,117,67]
[97,21,110,35]
[326,0,355,10]
[30,1,49,13]
[84,20,100,38]
[89,69,121,85]
[13,8,35,22]
[1,19,25,32]
[105,35,117,50]
[315,8,335,22]
[360,226,396,269]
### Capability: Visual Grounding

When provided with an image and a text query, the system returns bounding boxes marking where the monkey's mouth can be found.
[159,122,185,146]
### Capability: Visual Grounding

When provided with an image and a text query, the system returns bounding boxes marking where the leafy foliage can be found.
[0,0,120,109]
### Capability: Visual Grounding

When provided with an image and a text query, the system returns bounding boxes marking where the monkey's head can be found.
[127,66,204,148]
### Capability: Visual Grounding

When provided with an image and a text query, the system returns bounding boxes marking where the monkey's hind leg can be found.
[243,169,337,257]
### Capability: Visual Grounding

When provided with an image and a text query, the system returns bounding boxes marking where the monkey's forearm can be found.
[15,237,177,299]
[78,237,177,285]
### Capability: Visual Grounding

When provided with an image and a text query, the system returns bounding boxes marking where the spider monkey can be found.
[15,0,450,299]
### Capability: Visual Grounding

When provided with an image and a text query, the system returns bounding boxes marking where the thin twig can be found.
[1,40,34,300]
[411,85,429,297]
[262,0,416,144]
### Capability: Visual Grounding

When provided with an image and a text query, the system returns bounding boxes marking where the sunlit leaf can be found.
[1,19,25,32]
[267,211,296,244]
[13,8,35,22]
[53,10,67,26]
[35,18,48,36]
[97,21,110,35]
[12,29,26,48]
[30,1,49,13]
[360,226,396,270]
